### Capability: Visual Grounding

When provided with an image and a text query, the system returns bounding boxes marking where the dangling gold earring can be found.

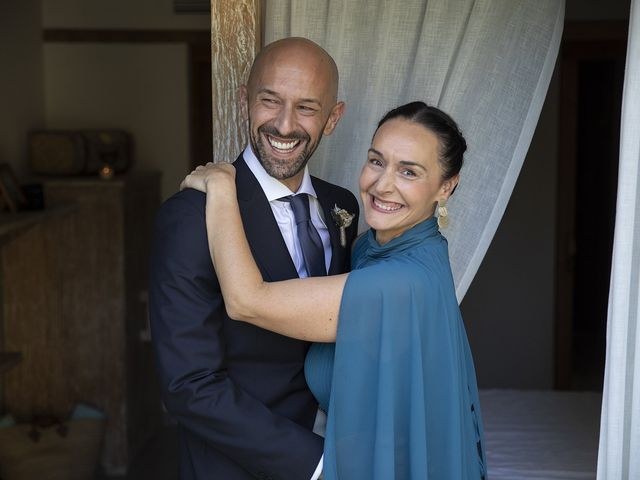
[437,199,449,229]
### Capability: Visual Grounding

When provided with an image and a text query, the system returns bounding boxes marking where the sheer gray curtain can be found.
[264,0,564,299]
[597,1,640,477]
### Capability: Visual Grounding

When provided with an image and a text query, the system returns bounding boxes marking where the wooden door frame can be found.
[554,21,628,389]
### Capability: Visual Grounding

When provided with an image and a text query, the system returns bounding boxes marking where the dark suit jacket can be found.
[149,155,359,480]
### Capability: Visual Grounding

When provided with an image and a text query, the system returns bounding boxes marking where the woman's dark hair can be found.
[375,101,466,181]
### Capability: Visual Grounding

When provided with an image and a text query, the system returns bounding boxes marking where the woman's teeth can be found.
[373,197,402,212]
[268,136,300,152]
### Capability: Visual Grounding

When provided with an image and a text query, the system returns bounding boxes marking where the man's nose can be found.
[273,105,295,136]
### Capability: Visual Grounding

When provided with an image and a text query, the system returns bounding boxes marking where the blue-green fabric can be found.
[305,217,486,479]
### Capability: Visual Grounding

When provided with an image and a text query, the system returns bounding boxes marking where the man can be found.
[149,38,359,480]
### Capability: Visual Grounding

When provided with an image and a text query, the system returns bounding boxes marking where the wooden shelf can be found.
[0,352,22,374]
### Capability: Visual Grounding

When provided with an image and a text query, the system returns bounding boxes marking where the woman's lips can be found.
[370,195,403,212]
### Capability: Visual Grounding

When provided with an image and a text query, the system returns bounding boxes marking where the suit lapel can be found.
[234,156,298,281]
[312,177,347,275]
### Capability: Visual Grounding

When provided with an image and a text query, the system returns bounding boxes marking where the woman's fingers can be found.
[180,162,236,193]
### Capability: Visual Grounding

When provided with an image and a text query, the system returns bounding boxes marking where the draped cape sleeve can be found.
[322,227,486,479]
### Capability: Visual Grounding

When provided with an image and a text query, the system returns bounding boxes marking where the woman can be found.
[183,102,486,479]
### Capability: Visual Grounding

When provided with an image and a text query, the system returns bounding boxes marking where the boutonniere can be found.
[331,204,355,248]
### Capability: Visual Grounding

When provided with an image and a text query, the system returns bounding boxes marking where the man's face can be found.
[241,54,344,190]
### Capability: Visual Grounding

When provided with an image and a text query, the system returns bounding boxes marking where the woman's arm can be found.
[182,163,347,342]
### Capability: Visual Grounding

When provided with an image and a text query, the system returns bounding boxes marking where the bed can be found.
[480,389,602,479]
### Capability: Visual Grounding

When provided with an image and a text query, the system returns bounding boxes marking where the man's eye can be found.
[400,169,417,177]
[298,105,317,113]
[368,157,383,167]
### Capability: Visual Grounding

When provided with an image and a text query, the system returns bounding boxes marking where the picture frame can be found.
[0,163,28,212]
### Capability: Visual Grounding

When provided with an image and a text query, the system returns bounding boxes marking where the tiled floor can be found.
[96,426,179,480]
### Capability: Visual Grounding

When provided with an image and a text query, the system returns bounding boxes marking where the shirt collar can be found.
[243,145,318,202]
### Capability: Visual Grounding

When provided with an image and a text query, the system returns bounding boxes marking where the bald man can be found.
[150,38,359,480]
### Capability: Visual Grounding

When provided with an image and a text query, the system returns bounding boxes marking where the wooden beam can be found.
[210,0,262,163]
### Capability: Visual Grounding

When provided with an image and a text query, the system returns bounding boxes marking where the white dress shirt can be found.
[243,145,327,479]
[243,146,332,278]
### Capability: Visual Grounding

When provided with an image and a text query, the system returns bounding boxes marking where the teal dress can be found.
[305,217,486,479]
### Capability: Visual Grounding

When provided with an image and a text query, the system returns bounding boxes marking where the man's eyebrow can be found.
[257,88,279,96]
[257,89,321,106]
[299,98,322,106]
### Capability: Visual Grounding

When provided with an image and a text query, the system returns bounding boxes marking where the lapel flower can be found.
[331,204,355,248]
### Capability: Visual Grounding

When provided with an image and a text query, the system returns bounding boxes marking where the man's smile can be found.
[266,135,301,153]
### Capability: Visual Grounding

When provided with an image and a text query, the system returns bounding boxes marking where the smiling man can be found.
[149,38,359,480]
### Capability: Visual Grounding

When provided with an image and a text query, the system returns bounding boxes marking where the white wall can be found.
[0,0,45,179]
[43,44,190,199]
[41,0,209,199]
[461,0,631,389]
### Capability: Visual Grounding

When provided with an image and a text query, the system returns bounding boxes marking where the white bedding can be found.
[480,389,602,479]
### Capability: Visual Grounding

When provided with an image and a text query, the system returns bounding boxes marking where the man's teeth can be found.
[373,197,403,211]
[268,137,300,151]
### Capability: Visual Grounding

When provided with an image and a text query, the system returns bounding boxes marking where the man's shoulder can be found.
[158,153,244,218]
[159,188,206,214]
[154,189,208,232]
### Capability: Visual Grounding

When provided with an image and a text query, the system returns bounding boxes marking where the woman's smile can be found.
[370,195,404,213]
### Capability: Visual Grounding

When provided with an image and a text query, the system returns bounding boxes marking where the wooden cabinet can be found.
[0,352,21,374]
[0,173,162,475]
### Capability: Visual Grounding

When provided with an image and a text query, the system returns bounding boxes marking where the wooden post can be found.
[210,0,262,163]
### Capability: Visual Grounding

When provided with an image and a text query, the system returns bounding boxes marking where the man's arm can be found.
[149,190,323,479]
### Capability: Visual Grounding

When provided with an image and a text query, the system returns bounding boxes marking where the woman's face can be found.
[359,118,458,245]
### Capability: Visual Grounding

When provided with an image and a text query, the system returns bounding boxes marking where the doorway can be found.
[555,22,628,390]
[189,43,213,168]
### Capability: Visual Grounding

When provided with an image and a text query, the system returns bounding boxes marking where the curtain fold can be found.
[597,1,640,478]
[264,0,564,300]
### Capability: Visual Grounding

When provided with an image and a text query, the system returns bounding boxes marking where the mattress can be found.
[480,389,602,479]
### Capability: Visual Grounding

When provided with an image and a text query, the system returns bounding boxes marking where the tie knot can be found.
[284,194,311,223]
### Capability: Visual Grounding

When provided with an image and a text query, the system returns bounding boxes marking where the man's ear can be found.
[323,101,346,136]
[239,85,249,122]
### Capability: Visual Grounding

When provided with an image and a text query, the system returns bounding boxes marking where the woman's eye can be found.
[368,157,383,167]
[400,169,417,177]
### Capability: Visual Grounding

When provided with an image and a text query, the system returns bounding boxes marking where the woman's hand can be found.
[187,162,343,342]
[180,162,237,195]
